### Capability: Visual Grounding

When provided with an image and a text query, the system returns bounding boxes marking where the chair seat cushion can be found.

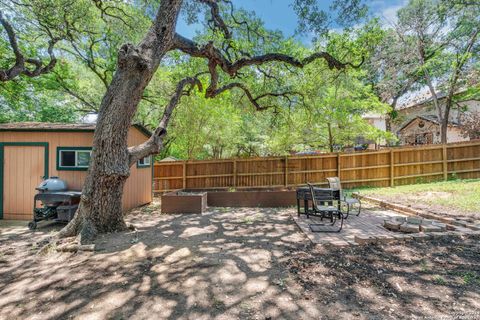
[343,198,360,204]
[315,205,339,212]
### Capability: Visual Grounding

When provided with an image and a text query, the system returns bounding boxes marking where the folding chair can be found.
[326,177,361,218]
[306,183,344,232]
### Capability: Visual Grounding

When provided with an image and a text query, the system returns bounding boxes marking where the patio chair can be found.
[326,177,361,218]
[306,183,344,232]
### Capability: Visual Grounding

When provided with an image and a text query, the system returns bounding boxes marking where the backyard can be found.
[1,202,479,320]
[1,0,480,319]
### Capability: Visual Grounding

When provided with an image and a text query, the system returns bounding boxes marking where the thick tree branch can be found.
[128,76,202,165]
[173,34,360,75]
[0,11,57,81]
[207,82,303,110]
[172,33,362,109]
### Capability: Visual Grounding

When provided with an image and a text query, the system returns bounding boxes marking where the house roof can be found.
[397,115,460,132]
[0,122,152,138]
[398,89,470,110]
[160,156,180,162]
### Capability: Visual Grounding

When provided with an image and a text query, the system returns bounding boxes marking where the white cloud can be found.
[373,0,409,27]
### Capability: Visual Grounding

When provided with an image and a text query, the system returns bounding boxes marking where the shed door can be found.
[3,146,45,220]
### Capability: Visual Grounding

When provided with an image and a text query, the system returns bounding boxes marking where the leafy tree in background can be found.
[143,18,394,159]
[0,0,152,120]
[0,37,81,122]
[379,0,480,142]
[460,111,480,140]
[164,92,242,159]
[363,28,422,130]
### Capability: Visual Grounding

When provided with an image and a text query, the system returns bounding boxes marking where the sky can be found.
[176,0,409,42]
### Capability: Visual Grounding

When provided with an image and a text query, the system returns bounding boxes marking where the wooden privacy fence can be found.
[153,140,480,193]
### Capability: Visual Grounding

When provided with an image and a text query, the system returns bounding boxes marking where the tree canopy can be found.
[1,0,479,158]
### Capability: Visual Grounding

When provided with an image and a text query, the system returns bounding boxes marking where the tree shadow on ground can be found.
[0,206,479,319]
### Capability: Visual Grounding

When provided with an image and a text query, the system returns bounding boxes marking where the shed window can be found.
[137,156,151,168]
[60,151,76,167]
[57,148,92,170]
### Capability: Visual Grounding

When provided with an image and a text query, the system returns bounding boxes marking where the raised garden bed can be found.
[161,191,207,214]
[181,188,297,208]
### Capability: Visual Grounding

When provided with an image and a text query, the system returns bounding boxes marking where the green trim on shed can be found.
[151,159,154,200]
[56,146,92,171]
[0,142,49,219]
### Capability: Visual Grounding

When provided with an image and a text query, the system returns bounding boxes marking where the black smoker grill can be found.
[29,176,81,230]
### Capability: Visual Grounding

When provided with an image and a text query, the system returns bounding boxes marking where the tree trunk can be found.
[442,94,454,144]
[59,0,183,243]
[441,121,448,144]
[386,95,400,133]
[327,122,334,152]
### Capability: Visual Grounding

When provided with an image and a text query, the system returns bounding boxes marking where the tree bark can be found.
[327,122,334,152]
[59,0,183,243]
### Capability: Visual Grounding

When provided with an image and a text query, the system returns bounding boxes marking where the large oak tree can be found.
[1,0,363,243]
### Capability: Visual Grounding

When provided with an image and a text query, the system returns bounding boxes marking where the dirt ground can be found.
[0,201,479,320]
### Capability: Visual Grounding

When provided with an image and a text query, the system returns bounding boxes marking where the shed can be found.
[0,122,153,220]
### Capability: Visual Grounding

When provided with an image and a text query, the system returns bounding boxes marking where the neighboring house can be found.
[363,113,387,132]
[397,115,467,145]
[361,113,388,149]
[392,90,480,145]
[0,122,153,220]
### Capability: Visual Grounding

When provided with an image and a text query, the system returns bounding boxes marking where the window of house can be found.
[57,148,92,170]
[415,134,425,144]
[137,156,151,168]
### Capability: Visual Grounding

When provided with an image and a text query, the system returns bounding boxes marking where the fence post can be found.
[442,144,448,181]
[337,153,341,178]
[284,156,289,187]
[233,159,237,187]
[390,149,394,187]
[182,161,187,189]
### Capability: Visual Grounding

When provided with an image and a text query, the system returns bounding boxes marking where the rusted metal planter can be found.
[161,191,207,214]
[205,189,296,207]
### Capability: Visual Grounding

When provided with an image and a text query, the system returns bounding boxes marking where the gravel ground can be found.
[0,202,479,319]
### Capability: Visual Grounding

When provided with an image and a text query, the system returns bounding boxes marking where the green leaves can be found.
[293,0,369,39]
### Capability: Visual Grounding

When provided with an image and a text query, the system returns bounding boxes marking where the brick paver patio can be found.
[292,205,403,246]
[291,204,480,247]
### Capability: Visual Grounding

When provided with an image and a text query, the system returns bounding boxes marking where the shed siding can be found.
[3,146,45,220]
[0,127,152,219]
[123,128,153,210]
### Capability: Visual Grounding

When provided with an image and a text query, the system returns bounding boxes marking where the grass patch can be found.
[462,272,480,285]
[353,179,480,216]
[420,259,429,272]
[450,271,480,285]
[433,275,447,285]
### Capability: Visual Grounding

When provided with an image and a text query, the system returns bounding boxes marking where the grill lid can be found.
[37,176,68,192]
